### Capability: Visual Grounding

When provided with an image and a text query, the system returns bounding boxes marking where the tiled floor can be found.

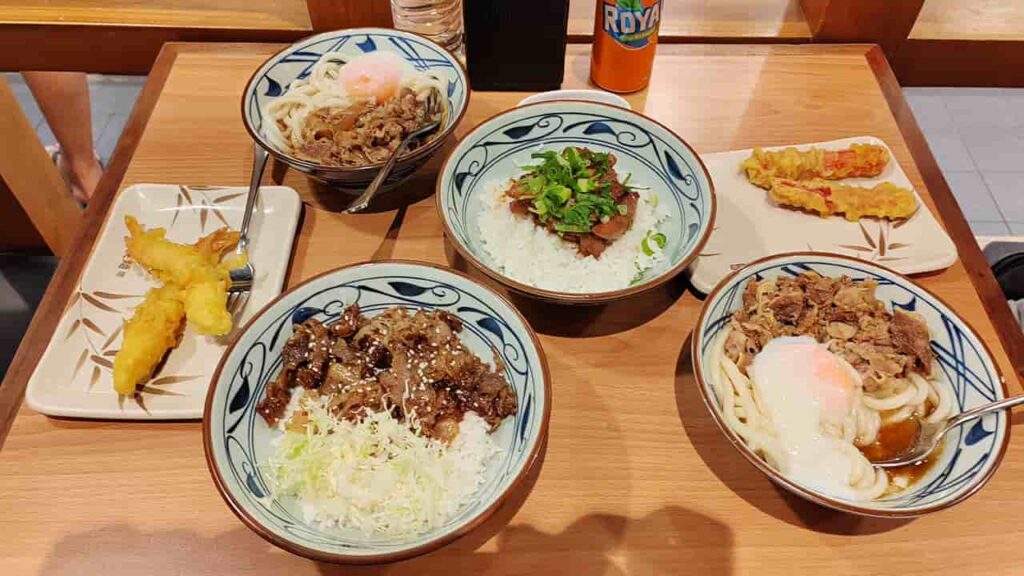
[4,73,143,166]
[904,87,1024,237]
[0,73,142,376]
[0,79,1020,378]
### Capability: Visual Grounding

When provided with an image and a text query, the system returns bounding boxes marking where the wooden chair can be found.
[0,76,82,257]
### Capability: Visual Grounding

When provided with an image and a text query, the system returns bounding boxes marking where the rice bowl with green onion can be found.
[477,169,670,293]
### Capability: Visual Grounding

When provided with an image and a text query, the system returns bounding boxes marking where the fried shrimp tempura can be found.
[124,216,237,336]
[113,285,186,395]
[769,178,918,221]
[114,217,241,394]
[741,144,889,189]
[125,216,238,286]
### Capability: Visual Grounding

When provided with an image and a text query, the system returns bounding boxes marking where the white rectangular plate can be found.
[26,184,301,420]
[689,136,958,294]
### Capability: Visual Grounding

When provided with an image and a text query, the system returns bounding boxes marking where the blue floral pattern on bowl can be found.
[204,262,549,560]
[693,253,1009,516]
[241,28,468,189]
[436,100,715,302]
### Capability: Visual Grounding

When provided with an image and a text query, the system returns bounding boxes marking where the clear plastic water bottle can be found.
[390,0,465,58]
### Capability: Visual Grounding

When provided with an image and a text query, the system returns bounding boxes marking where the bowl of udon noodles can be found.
[203,260,550,563]
[242,28,469,191]
[692,252,1010,517]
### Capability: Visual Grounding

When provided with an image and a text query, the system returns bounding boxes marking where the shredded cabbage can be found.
[264,391,500,537]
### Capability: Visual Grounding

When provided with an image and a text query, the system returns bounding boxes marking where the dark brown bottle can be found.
[463,0,571,91]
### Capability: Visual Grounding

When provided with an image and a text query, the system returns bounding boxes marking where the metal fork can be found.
[226,143,269,314]
[345,87,444,213]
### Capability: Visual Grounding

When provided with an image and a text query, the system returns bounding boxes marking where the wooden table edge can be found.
[0,42,182,445]
[0,42,1020,451]
[864,45,1024,384]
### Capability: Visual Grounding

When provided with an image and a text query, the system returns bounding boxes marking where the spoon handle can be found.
[944,393,1024,432]
[347,137,410,214]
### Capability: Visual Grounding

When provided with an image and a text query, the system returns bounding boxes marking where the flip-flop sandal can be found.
[45,144,103,207]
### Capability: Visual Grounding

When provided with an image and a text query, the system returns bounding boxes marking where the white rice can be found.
[476,179,670,293]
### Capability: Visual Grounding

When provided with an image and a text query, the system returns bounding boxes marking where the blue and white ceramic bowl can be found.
[203,261,550,563]
[242,28,469,190]
[436,100,716,304]
[692,252,1010,517]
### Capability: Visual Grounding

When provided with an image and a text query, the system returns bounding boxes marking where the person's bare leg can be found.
[22,71,103,203]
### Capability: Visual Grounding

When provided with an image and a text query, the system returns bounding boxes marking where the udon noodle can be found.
[261,51,445,165]
[706,273,954,500]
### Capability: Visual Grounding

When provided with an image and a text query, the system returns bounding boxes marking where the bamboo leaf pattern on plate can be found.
[82,318,105,336]
[65,318,81,340]
[859,221,877,249]
[74,349,89,376]
[137,386,185,397]
[101,324,124,351]
[102,349,119,357]
[210,205,230,229]
[878,227,886,257]
[90,355,114,369]
[888,243,910,250]
[212,192,244,204]
[64,291,81,314]
[148,374,201,386]
[199,200,209,232]
[82,292,120,313]
[92,291,142,300]
[90,365,101,390]
[838,244,874,253]
[132,393,151,414]
[179,185,194,206]
[171,192,183,227]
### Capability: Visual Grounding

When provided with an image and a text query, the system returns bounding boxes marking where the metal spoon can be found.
[345,88,443,214]
[871,394,1024,468]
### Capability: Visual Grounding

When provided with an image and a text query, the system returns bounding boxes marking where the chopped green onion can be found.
[577,178,595,193]
[641,231,667,256]
[554,222,592,233]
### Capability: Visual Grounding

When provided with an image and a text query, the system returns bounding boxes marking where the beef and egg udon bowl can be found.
[242,28,469,189]
[693,252,1009,517]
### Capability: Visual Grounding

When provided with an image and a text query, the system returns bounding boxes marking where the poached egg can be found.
[749,335,865,498]
[337,51,408,103]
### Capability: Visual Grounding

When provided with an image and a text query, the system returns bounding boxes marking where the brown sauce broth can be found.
[859,416,942,492]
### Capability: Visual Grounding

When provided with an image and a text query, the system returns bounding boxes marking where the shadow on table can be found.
[673,333,914,536]
[442,236,689,338]
[37,505,732,576]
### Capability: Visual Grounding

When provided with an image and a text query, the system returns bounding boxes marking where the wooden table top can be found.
[1,42,1023,575]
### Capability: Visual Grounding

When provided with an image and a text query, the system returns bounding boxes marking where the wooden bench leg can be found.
[0,76,82,258]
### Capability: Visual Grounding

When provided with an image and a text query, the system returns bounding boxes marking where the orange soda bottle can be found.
[590,0,662,93]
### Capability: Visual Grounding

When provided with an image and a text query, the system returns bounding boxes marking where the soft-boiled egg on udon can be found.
[337,51,408,103]
[750,336,873,499]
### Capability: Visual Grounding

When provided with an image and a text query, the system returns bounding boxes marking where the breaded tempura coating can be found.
[741,144,889,189]
[769,178,918,221]
[113,285,186,395]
